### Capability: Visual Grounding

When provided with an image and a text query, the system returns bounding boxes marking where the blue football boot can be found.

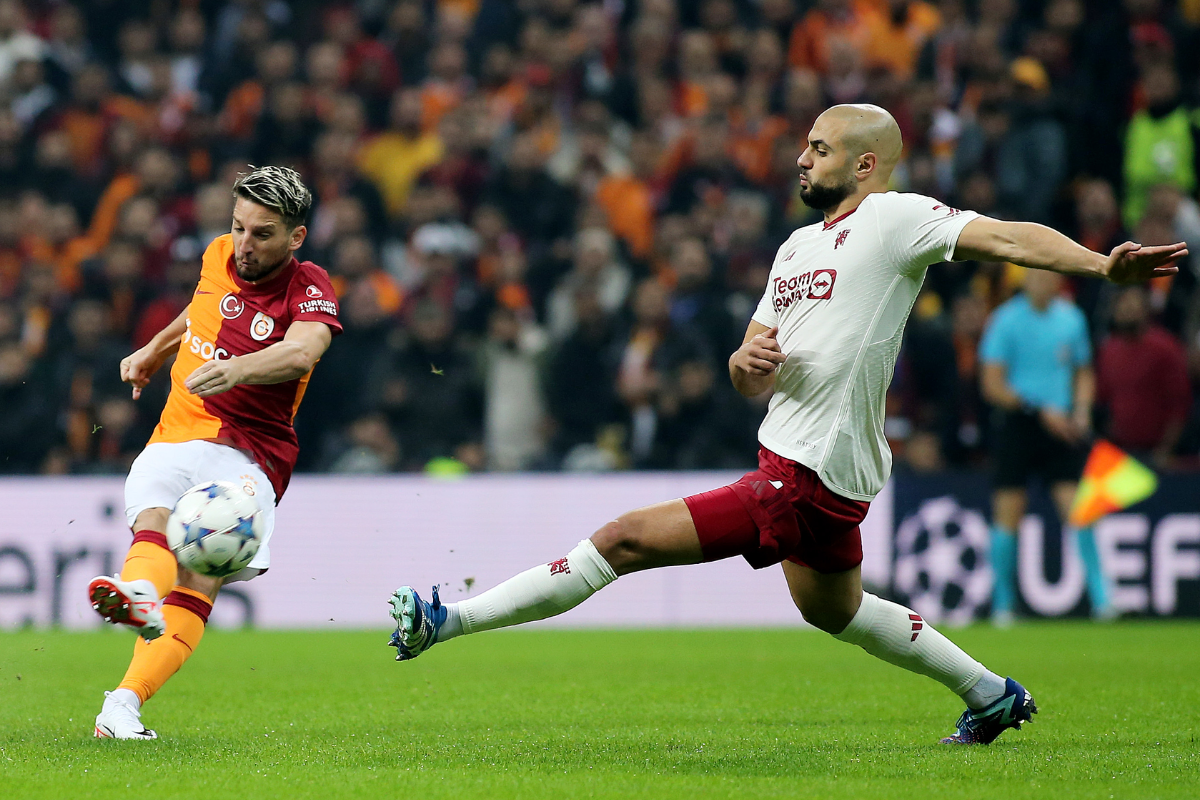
[940,677,1038,744]
[387,585,446,662]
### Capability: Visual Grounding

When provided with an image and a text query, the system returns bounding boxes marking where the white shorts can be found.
[125,440,277,571]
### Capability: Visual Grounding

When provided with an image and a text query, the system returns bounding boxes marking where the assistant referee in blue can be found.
[979,269,1111,624]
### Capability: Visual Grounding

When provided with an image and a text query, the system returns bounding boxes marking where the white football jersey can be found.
[751,191,979,501]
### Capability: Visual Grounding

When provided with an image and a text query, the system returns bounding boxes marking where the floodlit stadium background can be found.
[0,0,1197,625]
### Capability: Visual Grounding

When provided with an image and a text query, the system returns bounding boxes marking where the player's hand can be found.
[1039,407,1082,444]
[185,358,244,397]
[121,347,166,400]
[1102,241,1187,284]
[732,327,786,376]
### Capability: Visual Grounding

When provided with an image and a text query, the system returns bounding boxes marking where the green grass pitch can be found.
[2,622,1198,799]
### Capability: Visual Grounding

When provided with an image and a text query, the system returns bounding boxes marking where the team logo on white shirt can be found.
[772,268,837,311]
[834,229,850,249]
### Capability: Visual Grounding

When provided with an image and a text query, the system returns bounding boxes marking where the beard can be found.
[798,171,856,212]
[235,253,288,282]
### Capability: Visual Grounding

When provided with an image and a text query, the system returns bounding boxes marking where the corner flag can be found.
[1068,440,1158,527]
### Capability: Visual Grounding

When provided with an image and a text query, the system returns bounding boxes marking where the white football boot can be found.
[94,691,157,740]
[87,574,166,640]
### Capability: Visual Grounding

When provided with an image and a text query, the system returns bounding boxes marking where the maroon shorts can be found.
[682,447,871,573]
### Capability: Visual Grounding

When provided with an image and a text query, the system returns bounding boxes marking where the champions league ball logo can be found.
[893,497,993,625]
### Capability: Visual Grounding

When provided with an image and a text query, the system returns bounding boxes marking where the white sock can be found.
[437,603,462,642]
[109,688,141,710]
[962,671,1007,710]
[444,539,618,639]
[835,592,1002,706]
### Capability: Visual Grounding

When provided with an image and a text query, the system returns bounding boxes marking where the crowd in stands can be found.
[1,0,1199,477]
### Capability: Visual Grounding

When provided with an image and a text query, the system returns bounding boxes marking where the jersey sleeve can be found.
[289,265,343,335]
[751,278,779,328]
[879,194,980,275]
[751,243,786,328]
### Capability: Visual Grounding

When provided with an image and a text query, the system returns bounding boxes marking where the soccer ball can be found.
[166,480,264,578]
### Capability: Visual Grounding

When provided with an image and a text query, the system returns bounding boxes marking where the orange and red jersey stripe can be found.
[149,234,341,498]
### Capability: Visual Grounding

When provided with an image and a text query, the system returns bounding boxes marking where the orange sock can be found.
[121,530,178,599]
[117,586,212,704]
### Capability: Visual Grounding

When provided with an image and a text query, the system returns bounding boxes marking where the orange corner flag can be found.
[1069,440,1158,527]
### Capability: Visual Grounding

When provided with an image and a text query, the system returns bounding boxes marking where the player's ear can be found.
[288,225,307,253]
[856,152,876,179]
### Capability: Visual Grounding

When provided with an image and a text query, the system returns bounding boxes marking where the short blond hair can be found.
[232,165,312,229]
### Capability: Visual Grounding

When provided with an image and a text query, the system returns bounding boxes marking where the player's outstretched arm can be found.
[729,321,784,397]
[121,305,189,400]
[185,320,333,397]
[953,217,1187,283]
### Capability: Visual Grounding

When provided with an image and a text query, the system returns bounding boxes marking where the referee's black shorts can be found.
[991,409,1087,489]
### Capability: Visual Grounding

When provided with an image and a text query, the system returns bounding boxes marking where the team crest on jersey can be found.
[772,268,837,311]
[306,285,324,298]
[834,229,850,249]
[219,293,245,319]
[250,311,275,341]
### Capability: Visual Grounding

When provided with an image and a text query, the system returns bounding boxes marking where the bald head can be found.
[820,104,903,178]
[796,103,903,213]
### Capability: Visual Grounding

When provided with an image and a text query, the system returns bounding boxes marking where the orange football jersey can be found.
[149,234,341,497]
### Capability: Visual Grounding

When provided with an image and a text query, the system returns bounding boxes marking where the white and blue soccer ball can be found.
[166,480,264,578]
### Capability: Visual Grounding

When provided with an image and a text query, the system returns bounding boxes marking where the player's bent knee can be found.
[799,606,855,635]
[791,591,859,635]
[590,517,649,574]
[132,507,170,532]
[176,567,222,600]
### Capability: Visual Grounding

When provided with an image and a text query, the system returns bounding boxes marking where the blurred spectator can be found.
[665,118,744,215]
[1097,286,1192,467]
[479,306,548,471]
[594,131,659,262]
[545,284,621,464]
[0,0,44,92]
[0,338,54,472]
[788,0,880,76]
[366,299,482,470]
[865,0,942,80]
[328,414,402,473]
[895,293,960,466]
[44,3,91,85]
[954,63,1067,225]
[359,88,444,222]
[309,129,388,245]
[11,56,56,126]
[133,236,199,350]
[666,236,737,363]
[328,6,400,127]
[484,132,576,246]
[546,227,630,341]
[1122,63,1198,229]
[251,80,319,168]
[617,278,712,465]
[650,358,760,469]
